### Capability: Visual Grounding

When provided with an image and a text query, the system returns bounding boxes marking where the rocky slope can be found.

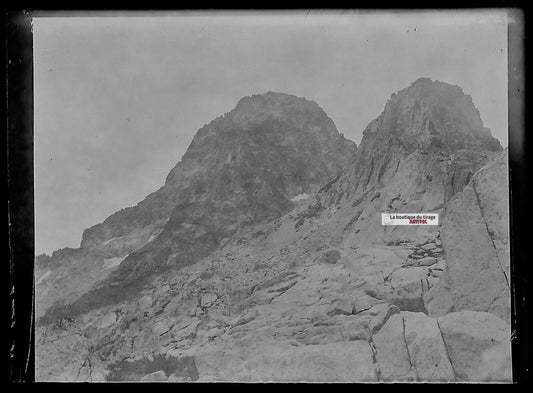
[35,79,511,382]
[36,92,356,322]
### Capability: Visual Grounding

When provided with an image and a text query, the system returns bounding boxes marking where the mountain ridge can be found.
[36,79,511,382]
[37,90,356,323]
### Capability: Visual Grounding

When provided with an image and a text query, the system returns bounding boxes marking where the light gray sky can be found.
[34,10,508,255]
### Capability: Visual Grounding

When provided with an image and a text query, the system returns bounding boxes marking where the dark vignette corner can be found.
[6,10,35,383]
[508,7,529,385]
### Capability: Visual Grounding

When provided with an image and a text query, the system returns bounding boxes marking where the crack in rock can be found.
[400,313,419,381]
[471,179,510,289]
[435,318,457,381]
[368,337,382,381]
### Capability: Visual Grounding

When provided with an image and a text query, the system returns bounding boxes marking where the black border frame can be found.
[4,7,530,385]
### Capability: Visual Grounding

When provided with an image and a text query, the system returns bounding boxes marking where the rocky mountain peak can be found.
[188,91,336,144]
[40,92,356,322]
[309,79,504,250]
[364,78,502,154]
[187,92,336,151]
[166,91,355,186]
[231,91,322,125]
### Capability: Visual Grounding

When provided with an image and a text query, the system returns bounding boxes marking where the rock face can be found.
[424,150,510,322]
[36,79,511,383]
[194,340,378,382]
[38,92,356,322]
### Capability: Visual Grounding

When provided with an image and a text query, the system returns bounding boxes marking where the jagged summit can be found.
[406,77,466,95]
[236,91,316,106]
[166,91,354,185]
[368,78,502,153]
[312,78,504,246]
[409,76,447,86]
[240,90,304,101]
[195,91,333,141]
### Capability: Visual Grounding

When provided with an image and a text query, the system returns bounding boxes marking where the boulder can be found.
[437,310,511,382]
[99,312,117,329]
[387,267,430,312]
[326,300,354,316]
[321,249,341,264]
[421,243,437,251]
[401,311,455,381]
[372,313,416,381]
[418,256,437,266]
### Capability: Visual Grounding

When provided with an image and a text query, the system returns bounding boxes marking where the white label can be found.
[381,213,439,226]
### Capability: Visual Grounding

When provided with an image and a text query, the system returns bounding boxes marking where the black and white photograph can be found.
[12,9,523,382]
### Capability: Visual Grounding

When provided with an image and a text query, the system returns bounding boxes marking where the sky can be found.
[33,10,509,256]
